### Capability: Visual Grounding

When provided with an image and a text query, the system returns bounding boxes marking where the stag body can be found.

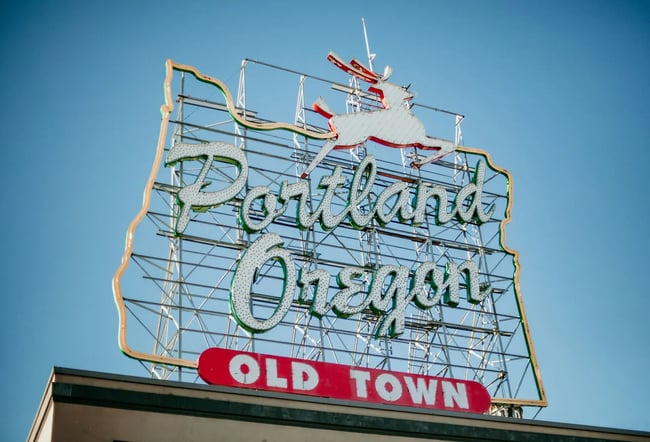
[301,53,455,178]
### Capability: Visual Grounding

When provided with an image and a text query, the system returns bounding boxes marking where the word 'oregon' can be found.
[230,232,490,337]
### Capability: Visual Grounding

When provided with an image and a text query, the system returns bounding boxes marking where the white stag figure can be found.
[301,52,456,178]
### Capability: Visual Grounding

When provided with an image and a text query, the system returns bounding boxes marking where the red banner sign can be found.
[198,348,491,414]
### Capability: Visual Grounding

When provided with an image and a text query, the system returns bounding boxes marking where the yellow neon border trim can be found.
[112,60,547,406]
[112,61,197,369]
[171,61,335,138]
[456,146,547,407]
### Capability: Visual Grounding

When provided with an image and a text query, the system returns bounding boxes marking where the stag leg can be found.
[411,137,456,168]
[301,140,337,179]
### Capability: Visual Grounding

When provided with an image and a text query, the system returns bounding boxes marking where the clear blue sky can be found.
[2,0,649,439]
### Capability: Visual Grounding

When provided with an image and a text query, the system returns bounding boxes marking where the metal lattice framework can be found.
[113,58,547,417]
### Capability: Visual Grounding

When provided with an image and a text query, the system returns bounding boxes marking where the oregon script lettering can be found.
[167,141,494,337]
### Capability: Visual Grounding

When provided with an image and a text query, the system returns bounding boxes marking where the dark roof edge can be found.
[51,366,649,439]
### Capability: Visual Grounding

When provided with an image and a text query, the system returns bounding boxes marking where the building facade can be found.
[29,367,650,442]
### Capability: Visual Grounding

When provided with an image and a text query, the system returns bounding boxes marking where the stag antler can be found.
[350,58,392,81]
[327,52,378,83]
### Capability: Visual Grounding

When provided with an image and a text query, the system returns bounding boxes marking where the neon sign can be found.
[113,54,547,411]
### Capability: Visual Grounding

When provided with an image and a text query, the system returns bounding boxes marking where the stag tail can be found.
[313,97,334,119]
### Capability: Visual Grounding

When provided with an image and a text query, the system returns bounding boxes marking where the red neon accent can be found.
[368,136,442,151]
[312,102,333,119]
[327,52,377,83]
[367,85,387,108]
[330,137,442,151]
[350,58,378,79]
[198,348,491,414]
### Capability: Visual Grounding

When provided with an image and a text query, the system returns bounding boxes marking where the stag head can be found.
[328,52,413,109]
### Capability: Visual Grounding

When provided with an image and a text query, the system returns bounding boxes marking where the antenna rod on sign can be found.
[362,17,375,72]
